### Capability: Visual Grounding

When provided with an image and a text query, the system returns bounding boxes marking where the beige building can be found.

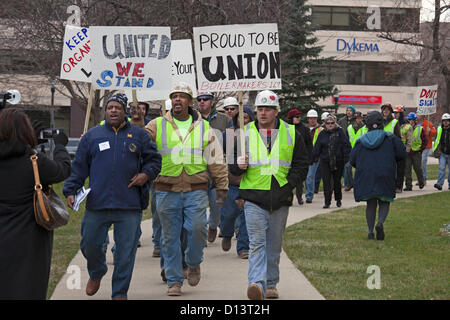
[307,0,422,114]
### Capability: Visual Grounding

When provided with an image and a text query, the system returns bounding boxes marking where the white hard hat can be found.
[321,112,330,121]
[169,82,193,99]
[442,113,450,120]
[223,97,238,108]
[307,109,318,118]
[165,99,172,111]
[255,90,279,109]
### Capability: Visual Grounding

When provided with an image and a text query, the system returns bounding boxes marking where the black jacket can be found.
[229,118,309,211]
[294,122,313,163]
[312,126,352,164]
[439,126,450,155]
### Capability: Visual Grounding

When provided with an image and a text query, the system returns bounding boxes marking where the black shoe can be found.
[298,199,304,205]
[434,184,442,191]
[375,224,385,240]
[323,204,330,209]
[403,187,412,191]
[314,189,319,194]
[368,232,375,240]
[419,183,425,189]
[336,200,342,207]
[306,199,312,204]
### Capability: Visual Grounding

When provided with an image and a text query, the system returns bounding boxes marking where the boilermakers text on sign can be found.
[193,24,281,92]
[90,26,172,97]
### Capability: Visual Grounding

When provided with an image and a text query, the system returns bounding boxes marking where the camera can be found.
[39,128,60,139]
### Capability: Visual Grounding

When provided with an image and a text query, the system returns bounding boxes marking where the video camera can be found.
[39,128,61,139]
[0,90,21,110]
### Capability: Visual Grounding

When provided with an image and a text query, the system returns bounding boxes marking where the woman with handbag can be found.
[0,108,71,299]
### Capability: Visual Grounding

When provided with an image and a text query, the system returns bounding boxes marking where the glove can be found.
[31,120,47,144]
[53,131,68,147]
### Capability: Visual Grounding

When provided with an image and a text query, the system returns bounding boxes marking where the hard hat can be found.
[223,97,238,108]
[407,112,417,120]
[307,109,318,118]
[321,112,330,121]
[169,82,193,99]
[254,90,279,109]
[442,113,450,120]
[381,103,393,112]
[165,99,172,111]
[196,91,213,99]
[393,105,403,113]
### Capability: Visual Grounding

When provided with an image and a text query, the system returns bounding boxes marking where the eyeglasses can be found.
[224,107,236,111]
[326,122,335,125]
[197,98,211,102]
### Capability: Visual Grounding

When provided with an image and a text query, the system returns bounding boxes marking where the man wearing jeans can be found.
[145,83,228,296]
[433,113,450,190]
[63,94,162,300]
[230,90,308,300]
[304,109,322,203]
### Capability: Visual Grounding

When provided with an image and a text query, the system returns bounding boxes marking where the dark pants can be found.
[365,198,390,233]
[405,152,424,188]
[320,159,344,205]
[396,158,405,189]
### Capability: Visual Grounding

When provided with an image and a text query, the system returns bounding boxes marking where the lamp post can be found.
[333,87,340,114]
[50,79,56,128]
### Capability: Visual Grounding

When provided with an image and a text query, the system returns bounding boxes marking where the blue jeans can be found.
[219,185,249,254]
[81,209,142,299]
[305,162,320,200]
[156,189,208,285]
[244,201,289,296]
[207,182,221,230]
[437,153,450,187]
[150,184,162,249]
[344,161,353,187]
[422,148,432,180]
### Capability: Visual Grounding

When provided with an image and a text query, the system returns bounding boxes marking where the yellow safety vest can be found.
[384,119,398,134]
[155,116,209,177]
[433,126,442,152]
[411,126,423,152]
[400,124,411,145]
[347,125,367,148]
[240,121,295,191]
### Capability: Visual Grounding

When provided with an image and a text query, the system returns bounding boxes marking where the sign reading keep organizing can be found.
[193,23,281,92]
[90,26,172,98]
[60,26,92,82]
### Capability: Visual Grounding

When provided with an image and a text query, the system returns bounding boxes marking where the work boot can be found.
[167,283,182,296]
[86,279,101,296]
[187,266,201,286]
[434,183,442,191]
[208,227,217,243]
[419,182,425,189]
[336,200,342,207]
[266,287,279,299]
[375,224,385,240]
[152,247,160,257]
[247,283,264,300]
[222,238,232,252]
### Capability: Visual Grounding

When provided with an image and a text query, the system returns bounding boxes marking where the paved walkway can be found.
[51,173,444,300]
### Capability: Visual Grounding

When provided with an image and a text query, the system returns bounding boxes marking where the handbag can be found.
[30,153,69,230]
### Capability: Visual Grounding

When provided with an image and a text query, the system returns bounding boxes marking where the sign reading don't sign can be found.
[193,23,281,92]
[90,26,172,96]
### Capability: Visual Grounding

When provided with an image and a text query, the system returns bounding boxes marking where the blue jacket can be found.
[350,130,406,202]
[63,120,161,211]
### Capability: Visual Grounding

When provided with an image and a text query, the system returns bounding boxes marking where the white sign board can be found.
[193,23,281,92]
[416,84,438,115]
[60,26,92,82]
[125,39,197,101]
[90,26,172,99]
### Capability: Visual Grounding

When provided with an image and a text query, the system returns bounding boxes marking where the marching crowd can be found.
[1,82,449,300]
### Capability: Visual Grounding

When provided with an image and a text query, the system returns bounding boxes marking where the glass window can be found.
[312,7,331,26]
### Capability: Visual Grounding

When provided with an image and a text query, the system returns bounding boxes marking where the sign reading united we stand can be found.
[193,23,281,92]
[90,26,172,100]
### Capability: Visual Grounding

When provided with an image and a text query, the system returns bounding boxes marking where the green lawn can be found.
[48,181,152,299]
[283,191,450,300]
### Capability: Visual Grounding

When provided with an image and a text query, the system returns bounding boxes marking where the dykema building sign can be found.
[337,38,380,53]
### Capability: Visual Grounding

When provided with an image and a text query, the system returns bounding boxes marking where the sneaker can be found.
[266,287,279,299]
[167,283,182,296]
[222,238,232,252]
[247,283,264,300]
[187,266,201,286]
[375,224,385,240]
[336,200,342,207]
[208,227,217,243]
[152,247,161,257]
[368,232,375,240]
[238,251,249,259]
[306,199,312,204]
[434,184,442,191]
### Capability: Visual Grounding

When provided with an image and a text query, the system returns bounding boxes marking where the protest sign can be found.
[124,39,197,102]
[193,23,281,92]
[416,84,438,115]
[60,26,92,82]
[90,26,172,99]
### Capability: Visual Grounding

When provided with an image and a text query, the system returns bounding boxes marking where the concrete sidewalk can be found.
[51,178,443,300]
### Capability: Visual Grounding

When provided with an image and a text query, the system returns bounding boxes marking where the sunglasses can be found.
[326,122,335,125]
[224,107,236,111]
[197,98,211,102]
